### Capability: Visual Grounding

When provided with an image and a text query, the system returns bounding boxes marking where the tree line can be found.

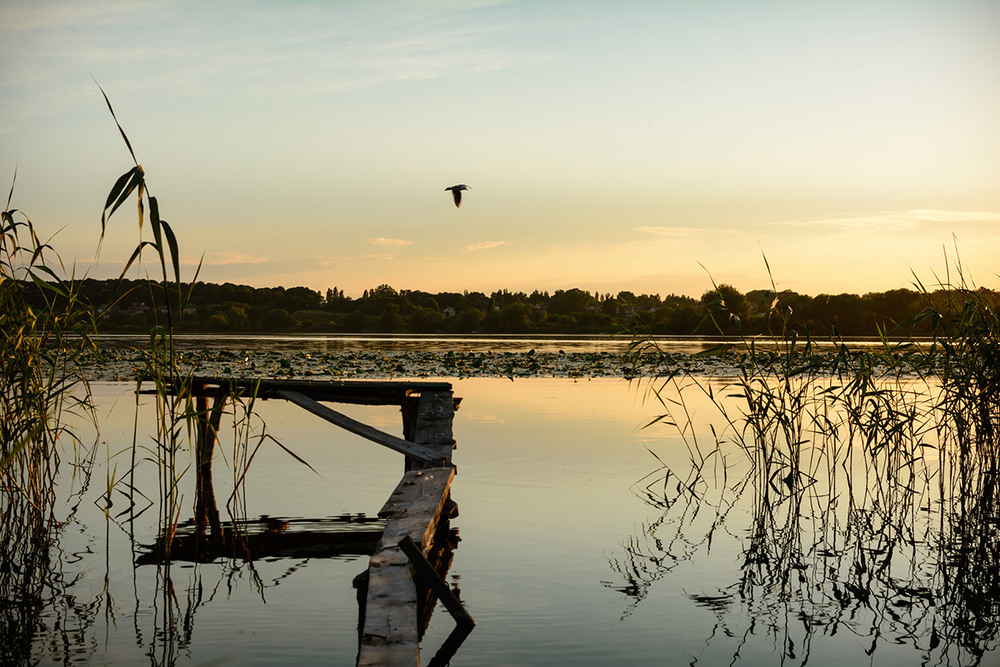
[40,277,999,337]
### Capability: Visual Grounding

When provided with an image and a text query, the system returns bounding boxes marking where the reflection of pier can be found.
[146,377,474,666]
[135,514,386,564]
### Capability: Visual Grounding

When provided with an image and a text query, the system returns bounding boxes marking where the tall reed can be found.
[619,253,1000,663]
[94,89,206,560]
[1,174,100,664]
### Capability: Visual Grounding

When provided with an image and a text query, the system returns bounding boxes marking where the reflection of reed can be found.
[0,453,101,665]
[608,378,1000,665]
[2,177,103,665]
[611,444,999,663]
[616,276,1000,664]
[0,492,57,664]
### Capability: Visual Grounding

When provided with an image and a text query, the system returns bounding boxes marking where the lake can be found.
[9,336,999,666]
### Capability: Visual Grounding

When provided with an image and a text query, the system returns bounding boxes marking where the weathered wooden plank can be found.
[411,391,456,462]
[276,390,446,464]
[359,467,455,666]
[378,468,454,522]
[153,377,453,405]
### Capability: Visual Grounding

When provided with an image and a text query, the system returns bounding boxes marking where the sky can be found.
[1,0,998,299]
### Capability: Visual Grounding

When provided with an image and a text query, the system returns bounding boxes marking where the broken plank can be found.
[398,535,474,629]
[276,389,445,464]
[359,467,455,666]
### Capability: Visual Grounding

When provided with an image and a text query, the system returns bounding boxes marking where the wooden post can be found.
[405,391,456,471]
[195,391,226,548]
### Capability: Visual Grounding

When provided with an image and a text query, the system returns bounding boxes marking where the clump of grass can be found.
[1,173,99,494]
[1,174,101,664]
[621,252,1000,662]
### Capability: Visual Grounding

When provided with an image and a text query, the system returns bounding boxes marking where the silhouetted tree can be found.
[701,284,747,329]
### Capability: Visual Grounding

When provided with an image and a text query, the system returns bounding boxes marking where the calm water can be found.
[93,332,708,353]
[15,338,1000,666]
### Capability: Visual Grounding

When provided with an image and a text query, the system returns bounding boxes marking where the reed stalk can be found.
[620,252,1000,662]
[1,173,101,664]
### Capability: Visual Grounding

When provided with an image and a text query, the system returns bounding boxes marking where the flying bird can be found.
[445,184,469,208]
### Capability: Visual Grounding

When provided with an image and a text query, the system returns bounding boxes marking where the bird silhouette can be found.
[445,184,469,208]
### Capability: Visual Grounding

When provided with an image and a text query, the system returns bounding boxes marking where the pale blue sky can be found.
[2,0,998,297]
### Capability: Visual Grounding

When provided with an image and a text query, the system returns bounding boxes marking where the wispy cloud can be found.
[369,237,414,246]
[318,253,397,266]
[204,251,270,265]
[766,210,1000,231]
[463,240,508,251]
[634,226,715,239]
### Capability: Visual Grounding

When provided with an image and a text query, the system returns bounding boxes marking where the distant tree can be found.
[549,288,596,315]
[204,312,229,331]
[617,290,637,304]
[464,291,491,310]
[341,310,368,332]
[369,284,398,298]
[410,307,446,333]
[701,284,747,330]
[529,289,550,302]
[377,303,405,332]
[220,302,250,330]
[260,308,299,330]
[632,293,662,311]
[499,302,532,333]
[490,289,527,308]
[284,286,322,311]
[451,308,485,333]
[663,305,699,334]
[128,311,149,329]
[867,288,921,331]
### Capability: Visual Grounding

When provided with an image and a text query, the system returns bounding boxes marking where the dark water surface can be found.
[17,337,999,665]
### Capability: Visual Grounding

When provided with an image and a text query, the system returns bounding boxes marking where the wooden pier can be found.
[153,377,474,666]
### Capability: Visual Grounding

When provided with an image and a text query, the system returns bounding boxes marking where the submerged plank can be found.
[359,467,455,667]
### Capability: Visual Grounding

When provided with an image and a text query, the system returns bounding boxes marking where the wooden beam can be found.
[147,377,453,406]
[398,535,474,629]
[276,389,446,465]
[358,467,455,667]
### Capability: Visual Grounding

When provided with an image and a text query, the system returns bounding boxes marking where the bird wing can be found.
[445,184,468,207]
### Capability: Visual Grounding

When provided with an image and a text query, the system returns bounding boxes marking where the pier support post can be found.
[195,391,226,547]
[403,391,456,471]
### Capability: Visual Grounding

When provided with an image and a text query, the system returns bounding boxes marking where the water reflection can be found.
[14,373,997,665]
[0,430,103,666]
[128,515,465,667]
[95,333,733,354]
[135,514,385,564]
[608,378,1000,666]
